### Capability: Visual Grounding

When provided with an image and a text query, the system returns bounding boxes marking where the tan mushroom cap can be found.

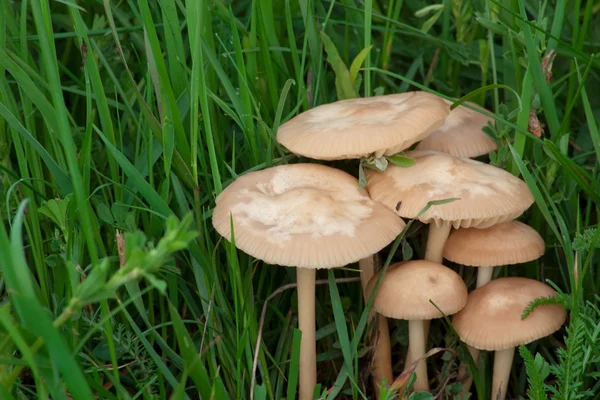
[212,164,406,269]
[452,277,566,351]
[365,151,534,229]
[443,221,545,267]
[416,100,497,158]
[276,92,450,160]
[366,260,468,320]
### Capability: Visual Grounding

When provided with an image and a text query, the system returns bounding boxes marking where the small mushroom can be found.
[367,260,468,391]
[212,164,404,400]
[416,100,497,158]
[443,221,545,288]
[276,92,450,160]
[452,277,566,400]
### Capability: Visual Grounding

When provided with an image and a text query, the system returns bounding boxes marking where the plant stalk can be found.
[297,268,316,400]
[408,319,429,391]
[492,347,515,400]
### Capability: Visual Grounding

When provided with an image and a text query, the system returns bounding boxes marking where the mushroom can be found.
[365,150,534,362]
[443,221,545,394]
[276,92,450,160]
[416,100,497,158]
[366,260,468,391]
[276,92,449,390]
[212,163,405,400]
[443,221,545,288]
[366,151,534,265]
[452,277,566,400]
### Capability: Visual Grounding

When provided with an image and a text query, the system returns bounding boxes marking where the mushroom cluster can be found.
[212,92,566,400]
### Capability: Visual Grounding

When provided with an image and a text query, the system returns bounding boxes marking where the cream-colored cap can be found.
[416,100,497,158]
[452,277,566,351]
[443,221,545,267]
[366,260,467,320]
[276,92,450,160]
[366,151,534,229]
[212,164,406,269]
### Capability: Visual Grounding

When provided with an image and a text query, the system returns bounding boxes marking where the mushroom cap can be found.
[366,260,468,320]
[416,100,498,158]
[443,221,545,267]
[276,92,450,160]
[365,150,534,229]
[212,164,406,269]
[452,277,566,351]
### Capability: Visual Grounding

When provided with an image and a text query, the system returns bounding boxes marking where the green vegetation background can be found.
[0,0,598,399]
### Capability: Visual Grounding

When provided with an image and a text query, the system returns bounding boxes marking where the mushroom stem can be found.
[359,256,376,310]
[372,315,393,389]
[406,222,452,365]
[476,266,494,288]
[458,346,480,397]
[408,319,429,391]
[492,347,515,400]
[424,221,453,263]
[360,256,393,391]
[297,268,317,400]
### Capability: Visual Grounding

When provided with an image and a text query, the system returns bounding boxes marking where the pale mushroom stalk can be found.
[424,221,453,263]
[476,266,494,288]
[297,268,317,400]
[360,256,393,390]
[491,347,515,400]
[407,320,429,391]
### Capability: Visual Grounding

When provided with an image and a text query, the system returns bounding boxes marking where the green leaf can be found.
[320,30,356,100]
[38,197,70,233]
[386,154,416,168]
[349,45,373,85]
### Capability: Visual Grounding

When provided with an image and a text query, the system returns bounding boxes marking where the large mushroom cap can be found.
[452,277,566,351]
[443,221,545,267]
[276,92,450,160]
[212,164,406,269]
[366,260,468,320]
[365,150,534,229]
[416,100,497,158]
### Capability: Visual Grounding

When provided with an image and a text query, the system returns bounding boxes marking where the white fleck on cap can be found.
[212,164,406,269]
[276,92,450,160]
[365,151,534,229]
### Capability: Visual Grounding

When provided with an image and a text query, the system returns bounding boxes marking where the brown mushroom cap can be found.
[365,150,534,229]
[416,100,497,158]
[276,92,450,160]
[443,221,545,267]
[452,277,566,351]
[366,260,468,320]
[212,164,406,269]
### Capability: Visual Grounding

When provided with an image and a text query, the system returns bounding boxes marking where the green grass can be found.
[0,0,599,399]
